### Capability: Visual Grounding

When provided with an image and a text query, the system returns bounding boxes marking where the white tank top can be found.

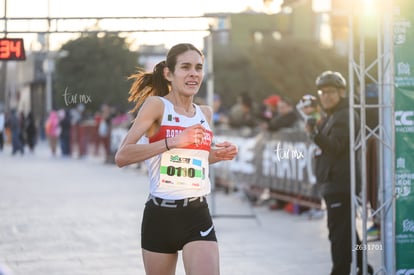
[143,97,213,200]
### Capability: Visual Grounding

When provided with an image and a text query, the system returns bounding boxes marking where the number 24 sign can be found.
[0,38,26,61]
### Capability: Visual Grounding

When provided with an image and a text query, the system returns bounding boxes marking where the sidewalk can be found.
[0,142,382,275]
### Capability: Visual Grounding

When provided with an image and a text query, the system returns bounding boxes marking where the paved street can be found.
[0,142,382,275]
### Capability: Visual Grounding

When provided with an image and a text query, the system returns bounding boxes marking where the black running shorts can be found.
[141,195,217,253]
[141,196,217,253]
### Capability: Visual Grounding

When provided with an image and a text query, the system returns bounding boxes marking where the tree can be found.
[250,39,348,102]
[212,40,347,109]
[54,33,139,112]
[213,45,275,109]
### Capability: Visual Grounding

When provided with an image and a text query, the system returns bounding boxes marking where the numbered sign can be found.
[0,38,26,61]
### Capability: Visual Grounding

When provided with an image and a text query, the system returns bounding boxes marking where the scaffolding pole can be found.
[349,0,395,274]
[381,1,396,273]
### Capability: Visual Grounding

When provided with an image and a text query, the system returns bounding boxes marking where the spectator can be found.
[267,97,299,132]
[212,94,228,128]
[111,109,130,128]
[95,104,111,162]
[228,92,258,129]
[45,111,61,156]
[9,109,24,155]
[25,111,37,153]
[71,103,87,158]
[261,95,280,121]
[60,109,72,157]
[296,94,321,122]
[19,112,26,151]
[0,106,5,152]
[305,71,373,275]
[296,94,325,219]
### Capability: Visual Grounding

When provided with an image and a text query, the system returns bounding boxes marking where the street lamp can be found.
[42,55,53,113]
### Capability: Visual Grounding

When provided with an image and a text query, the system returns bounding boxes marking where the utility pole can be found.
[45,0,52,113]
[1,0,8,108]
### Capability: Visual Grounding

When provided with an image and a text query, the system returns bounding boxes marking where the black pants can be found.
[0,131,3,150]
[324,194,364,275]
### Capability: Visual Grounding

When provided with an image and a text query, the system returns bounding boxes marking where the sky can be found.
[0,0,288,50]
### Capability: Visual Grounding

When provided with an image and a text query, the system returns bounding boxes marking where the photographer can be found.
[305,71,373,275]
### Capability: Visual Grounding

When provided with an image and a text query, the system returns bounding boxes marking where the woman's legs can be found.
[142,249,178,275]
[183,241,220,275]
[49,137,57,155]
[142,241,219,275]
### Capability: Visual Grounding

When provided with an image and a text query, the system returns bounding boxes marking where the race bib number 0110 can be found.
[159,151,208,189]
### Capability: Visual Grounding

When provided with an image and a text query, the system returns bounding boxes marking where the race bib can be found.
[159,149,209,190]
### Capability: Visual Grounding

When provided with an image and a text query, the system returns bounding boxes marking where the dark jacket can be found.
[313,98,360,196]
[268,111,299,132]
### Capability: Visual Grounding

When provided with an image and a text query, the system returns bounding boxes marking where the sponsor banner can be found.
[395,87,414,270]
[214,129,320,201]
[394,0,414,272]
[394,1,414,88]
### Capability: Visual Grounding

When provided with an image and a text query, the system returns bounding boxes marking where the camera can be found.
[306,116,317,128]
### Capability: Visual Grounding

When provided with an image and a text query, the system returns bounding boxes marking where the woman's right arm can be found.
[115,97,209,167]
[115,97,166,167]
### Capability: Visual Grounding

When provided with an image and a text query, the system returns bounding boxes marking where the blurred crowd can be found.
[0,103,131,162]
[211,92,322,213]
[0,93,319,161]
[212,91,320,137]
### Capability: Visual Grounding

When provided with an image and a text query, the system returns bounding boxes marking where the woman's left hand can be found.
[212,141,238,161]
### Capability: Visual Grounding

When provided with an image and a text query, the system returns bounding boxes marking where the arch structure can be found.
[347,0,396,274]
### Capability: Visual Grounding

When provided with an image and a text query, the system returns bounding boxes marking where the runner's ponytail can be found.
[127,60,170,113]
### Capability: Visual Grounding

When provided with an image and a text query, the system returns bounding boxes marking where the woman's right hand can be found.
[169,124,206,148]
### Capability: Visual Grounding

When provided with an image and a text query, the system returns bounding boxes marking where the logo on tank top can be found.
[166,128,183,138]
[167,114,180,122]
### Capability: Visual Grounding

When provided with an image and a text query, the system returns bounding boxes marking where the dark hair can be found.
[128,43,204,113]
